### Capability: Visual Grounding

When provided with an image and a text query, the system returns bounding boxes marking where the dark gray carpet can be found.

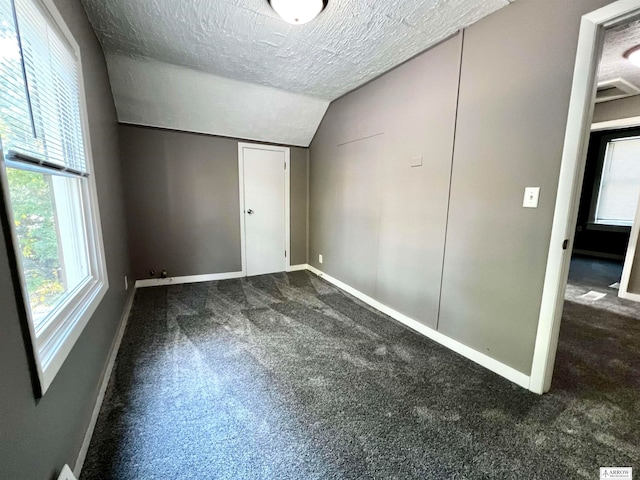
[568,255,623,290]
[80,271,640,479]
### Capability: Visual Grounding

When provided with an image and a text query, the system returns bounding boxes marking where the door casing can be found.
[531,0,640,394]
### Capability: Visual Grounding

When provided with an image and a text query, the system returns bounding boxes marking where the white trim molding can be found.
[73,287,136,478]
[306,265,530,390]
[618,286,640,302]
[135,271,245,288]
[618,193,640,302]
[531,0,640,395]
[134,267,312,287]
[286,264,308,272]
[592,115,640,131]
[238,144,247,277]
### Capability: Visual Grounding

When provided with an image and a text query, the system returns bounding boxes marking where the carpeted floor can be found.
[80,271,640,479]
[568,255,623,290]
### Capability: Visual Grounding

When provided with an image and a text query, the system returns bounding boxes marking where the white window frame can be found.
[592,135,640,227]
[0,0,108,395]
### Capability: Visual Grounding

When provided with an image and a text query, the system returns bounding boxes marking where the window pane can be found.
[595,137,640,226]
[6,166,90,329]
[0,0,40,154]
[10,0,87,171]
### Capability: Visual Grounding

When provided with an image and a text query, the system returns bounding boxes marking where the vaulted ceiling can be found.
[81,0,516,145]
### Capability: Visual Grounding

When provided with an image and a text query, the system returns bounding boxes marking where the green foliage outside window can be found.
[6,167,64,309]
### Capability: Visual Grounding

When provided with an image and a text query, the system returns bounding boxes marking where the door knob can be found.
[247,209,254,215]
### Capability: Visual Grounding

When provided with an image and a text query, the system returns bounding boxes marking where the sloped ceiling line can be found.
[83,0,516,146]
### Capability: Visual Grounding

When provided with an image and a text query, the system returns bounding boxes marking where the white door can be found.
[240,144,288,276]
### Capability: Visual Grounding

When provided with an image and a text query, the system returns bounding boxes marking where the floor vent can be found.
[579,290,607,301]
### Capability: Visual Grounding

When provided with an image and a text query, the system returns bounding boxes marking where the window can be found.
[0,0,107,394]
[594,136,640,227]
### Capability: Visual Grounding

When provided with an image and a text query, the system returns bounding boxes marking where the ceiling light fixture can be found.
[268,0,328,25]
[624,45,640,67]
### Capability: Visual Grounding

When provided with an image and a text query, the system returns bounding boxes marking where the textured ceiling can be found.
[599,20,640,89]
[81,0,514,101]
[106,54,330,147]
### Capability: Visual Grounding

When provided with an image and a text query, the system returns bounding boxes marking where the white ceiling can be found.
[599,20,640,89]
[81,0,516,145]
[82,0,515,101]
[106,54,330,147]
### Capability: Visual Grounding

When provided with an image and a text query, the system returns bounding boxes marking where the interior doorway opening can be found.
[567,124,640,293]
[531,0,640,394]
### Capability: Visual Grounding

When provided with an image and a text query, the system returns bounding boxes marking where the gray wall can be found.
[290,147,309,265]
[438,0,610,374]
[310,34,462,327]
[0,0,131,478]
[592,94,640,123]
[310,0,613,376]
[120,125,308,280]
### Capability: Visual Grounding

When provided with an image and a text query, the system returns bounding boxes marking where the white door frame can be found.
[238,142,291,276]
[591,115,640,131]
[530,0,640,394]
[619,193,640,301]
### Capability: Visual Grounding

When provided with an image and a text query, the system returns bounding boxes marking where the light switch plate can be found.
[523,187,540,208]
[410,156,423,167]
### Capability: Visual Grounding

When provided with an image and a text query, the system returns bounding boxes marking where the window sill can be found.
[34,277,109,394]
[586,222,632,233]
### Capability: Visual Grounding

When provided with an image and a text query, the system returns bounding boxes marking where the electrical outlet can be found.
[319,254,323,264]
[124,275,128,290]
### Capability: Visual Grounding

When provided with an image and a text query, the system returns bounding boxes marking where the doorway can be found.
[531,0,640,394]
[566,127,640,293]
[238,142,291,277]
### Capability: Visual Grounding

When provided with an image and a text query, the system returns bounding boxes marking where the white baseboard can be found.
[306,265,531,390]
[73,287,136,478]
[135,271,244,288]
[286,263,309,272]
[135,267,313,287]
[618,290,640,302]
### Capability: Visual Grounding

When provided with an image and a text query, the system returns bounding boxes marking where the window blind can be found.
[0,0,87,174]
[595,136,640,226]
